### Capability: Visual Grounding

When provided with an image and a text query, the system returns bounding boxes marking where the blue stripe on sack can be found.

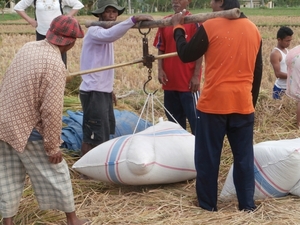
[107,136,130,184]
[106,127,190,184]
[254,164,287,197]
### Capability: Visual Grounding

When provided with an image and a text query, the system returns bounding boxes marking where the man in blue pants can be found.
[171,0,262,211]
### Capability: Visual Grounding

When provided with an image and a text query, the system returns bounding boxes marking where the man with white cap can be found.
[0,15,88,225]
[79,0,153,159]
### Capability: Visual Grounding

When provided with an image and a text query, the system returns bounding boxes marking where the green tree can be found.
[0,0,9,16]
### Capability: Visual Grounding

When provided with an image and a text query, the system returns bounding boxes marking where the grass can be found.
[0,12,24,21]
[239,6,300,16]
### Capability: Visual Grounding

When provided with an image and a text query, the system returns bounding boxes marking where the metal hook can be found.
[138,21,151,36]
[143,69,158,95]
[138,22,157,95]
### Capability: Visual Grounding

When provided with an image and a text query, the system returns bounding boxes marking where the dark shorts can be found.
[273,85,285,100]
[80,90,115,145]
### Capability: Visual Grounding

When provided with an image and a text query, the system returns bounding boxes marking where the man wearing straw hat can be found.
[0,15,88,225]
[171,0,262,212]
[79,0,153,159]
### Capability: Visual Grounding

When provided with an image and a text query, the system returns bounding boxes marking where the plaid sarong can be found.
[0,140,75,218]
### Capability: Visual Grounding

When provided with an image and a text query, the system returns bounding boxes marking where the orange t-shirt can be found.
[197,17,261,114]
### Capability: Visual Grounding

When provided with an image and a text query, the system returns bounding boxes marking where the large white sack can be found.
[290,179,300,196]
[72,121,196,185]
[220,138,300,200]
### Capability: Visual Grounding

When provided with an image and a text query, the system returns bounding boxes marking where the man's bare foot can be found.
[67,218,90,225]
[73,218,90,225]
[3,218,14,225]
[66,212,90,225]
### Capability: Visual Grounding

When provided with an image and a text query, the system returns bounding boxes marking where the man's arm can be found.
[157,49,168,85]
[252,41,263,107]
[173,25,208,63]
[14,0,37,27]
[189,57,202,92]
[15,10,37,28]
[90,15,153,43]
[171,9,208,63]
[40,62,66,158]
[270,49,287,79]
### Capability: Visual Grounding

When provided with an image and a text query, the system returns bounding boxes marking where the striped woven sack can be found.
[72,120,196,185]
[220,138,300,200]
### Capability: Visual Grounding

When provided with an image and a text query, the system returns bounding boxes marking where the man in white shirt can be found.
[270,26,293,99]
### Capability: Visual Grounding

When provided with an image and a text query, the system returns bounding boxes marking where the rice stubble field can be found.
[1,12,300,224]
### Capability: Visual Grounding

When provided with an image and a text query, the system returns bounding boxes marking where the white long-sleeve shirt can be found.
[79,17,135,93]
[14,0,84,35]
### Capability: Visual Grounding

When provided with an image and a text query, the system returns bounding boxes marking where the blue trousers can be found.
[272,84,285,100]
[164,90,199,134]
[195,110,255,211]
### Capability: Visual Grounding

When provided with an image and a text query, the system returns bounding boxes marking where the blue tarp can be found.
[61,109,152,152]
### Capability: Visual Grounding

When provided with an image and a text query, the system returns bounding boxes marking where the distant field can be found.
[1,7,300,26]
[1,6,300,20]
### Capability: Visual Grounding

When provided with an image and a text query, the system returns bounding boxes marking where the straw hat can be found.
[46,15,84,46]
[91,0,125,17]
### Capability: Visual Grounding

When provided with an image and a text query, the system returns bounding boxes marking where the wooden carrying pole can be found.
[68,52,178,77]
[85,8,240,29]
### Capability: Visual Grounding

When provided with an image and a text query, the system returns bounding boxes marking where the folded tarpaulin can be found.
[61,109,152,152]
[61,110,83,152]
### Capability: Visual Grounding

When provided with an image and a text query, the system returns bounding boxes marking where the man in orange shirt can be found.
[171,0,262,211]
